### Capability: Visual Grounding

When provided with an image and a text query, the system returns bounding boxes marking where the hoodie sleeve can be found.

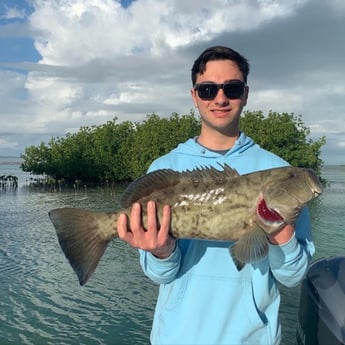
[139,242,182,284]
[268,207,315,287]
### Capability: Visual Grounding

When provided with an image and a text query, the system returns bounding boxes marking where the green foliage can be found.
[21,112,201,183]
[21,110,325,184]
[86,118,135,181]
[21,142,52,176]
[127,112,200,179]
[240,110,326,176]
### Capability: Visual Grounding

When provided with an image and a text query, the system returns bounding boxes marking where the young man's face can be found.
[191,59,249,137]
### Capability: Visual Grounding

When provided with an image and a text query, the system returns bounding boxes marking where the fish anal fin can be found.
[49,208,118,285]
[229,228,269,271]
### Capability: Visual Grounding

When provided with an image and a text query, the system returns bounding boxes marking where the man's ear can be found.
[191,88,198,108]
[243,85,249,106]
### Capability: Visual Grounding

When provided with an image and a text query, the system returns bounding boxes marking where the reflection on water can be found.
[1,161,344,344]
[0,182,157,345]
[280,165,345,345]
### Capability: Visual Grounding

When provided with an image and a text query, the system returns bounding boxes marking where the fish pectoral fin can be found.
[229,228,269,271]
[48,208,116,286]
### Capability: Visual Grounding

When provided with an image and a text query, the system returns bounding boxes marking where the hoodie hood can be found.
[148,132,288,174]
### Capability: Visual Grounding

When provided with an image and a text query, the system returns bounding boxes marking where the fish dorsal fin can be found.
[220,163,240,178]
[120,164,240,208]
[120,169,180,208]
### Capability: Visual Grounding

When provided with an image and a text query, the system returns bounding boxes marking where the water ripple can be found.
[1,163,344,345]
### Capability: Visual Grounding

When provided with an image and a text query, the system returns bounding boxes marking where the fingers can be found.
[147,201,157,227]
[117,201,173,255]
[157,204,171,242]
[117,212,132,243]
[130,203,145,237]
[267,224,295,245]
[151,205,175,259]
[117,202,143,248]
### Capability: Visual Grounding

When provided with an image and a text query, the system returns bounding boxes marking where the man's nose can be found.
[214,88,229,104]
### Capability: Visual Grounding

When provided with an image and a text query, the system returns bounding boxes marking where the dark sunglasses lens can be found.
[197,84,218,100]
[197,82,245,100]
[223,82,245,99]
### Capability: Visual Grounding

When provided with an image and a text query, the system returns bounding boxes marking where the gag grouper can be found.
[49,164,323,285]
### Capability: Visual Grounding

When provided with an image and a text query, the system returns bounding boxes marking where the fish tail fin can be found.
[229,228,269,271]
[49,207,118,286]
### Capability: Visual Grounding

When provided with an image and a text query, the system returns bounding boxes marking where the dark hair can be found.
[191,46,250,85]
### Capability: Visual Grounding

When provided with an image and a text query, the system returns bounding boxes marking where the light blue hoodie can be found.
[140,133,314,345]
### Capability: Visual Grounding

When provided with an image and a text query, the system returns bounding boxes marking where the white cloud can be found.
[0,137,18,149]
[327,0,345,16]
[29,0,308,66]
[247,88,304,115]
[0,0,344,163]
[23,0,312,130]
[0,6,26,20]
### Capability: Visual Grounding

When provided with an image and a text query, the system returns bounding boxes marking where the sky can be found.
[0,0,344,165]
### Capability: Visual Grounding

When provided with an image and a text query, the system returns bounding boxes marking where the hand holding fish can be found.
[117,201,176,259]
[267,224,295,245]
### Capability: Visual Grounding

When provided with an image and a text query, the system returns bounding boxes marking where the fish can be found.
[48,164,323,285]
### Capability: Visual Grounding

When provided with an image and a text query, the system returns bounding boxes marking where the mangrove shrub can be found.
[21,110,325,184]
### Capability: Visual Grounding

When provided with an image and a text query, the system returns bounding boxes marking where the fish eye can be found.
[288,171,297,179]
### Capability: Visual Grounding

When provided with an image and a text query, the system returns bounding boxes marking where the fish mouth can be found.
[304,169,323,196]
[313,188,323,197]
[257,197,285,226]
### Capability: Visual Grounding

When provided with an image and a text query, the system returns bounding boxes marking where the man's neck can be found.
[197,131,240,151]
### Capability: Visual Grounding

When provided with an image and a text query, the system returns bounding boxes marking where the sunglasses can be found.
[194,80,246,100]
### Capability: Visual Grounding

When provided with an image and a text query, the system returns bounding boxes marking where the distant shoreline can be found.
[0,157,23,164]
[0,156,21,159]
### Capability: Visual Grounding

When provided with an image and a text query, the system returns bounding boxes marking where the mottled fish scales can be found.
[49,165,323,285]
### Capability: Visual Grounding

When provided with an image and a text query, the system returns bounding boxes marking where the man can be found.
[117,46,314,344]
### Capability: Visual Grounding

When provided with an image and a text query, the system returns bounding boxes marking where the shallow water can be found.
[279,165,345,344]
[0,159,344,344]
